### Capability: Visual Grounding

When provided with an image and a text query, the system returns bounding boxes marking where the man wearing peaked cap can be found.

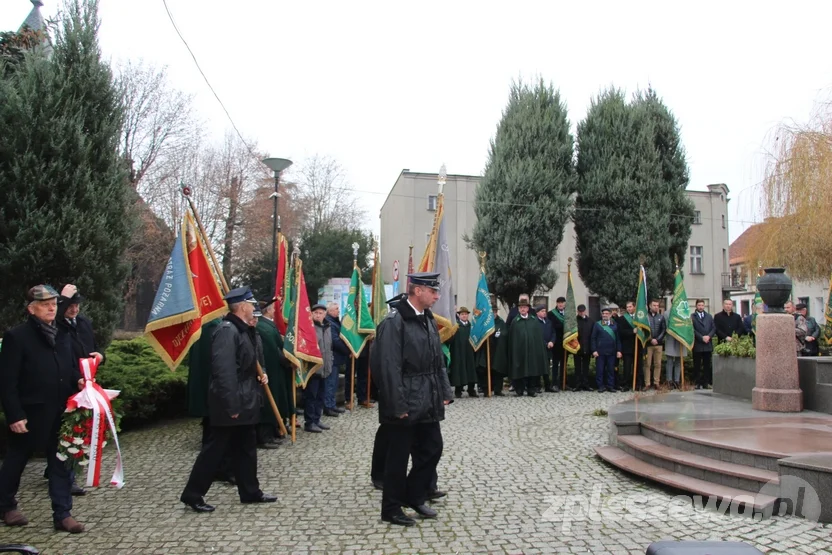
[180,284,277,513]
[255,298,293,449]
[448,307,477,398]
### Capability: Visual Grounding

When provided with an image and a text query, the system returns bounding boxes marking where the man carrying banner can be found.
[372,272,454,526]
[507,299,547,397]
[180,286,277,513]
[615,301,644,392]
[547,297,567,391]
[256,298,292,447]
[574,304,594,391]
[448,307,478,398]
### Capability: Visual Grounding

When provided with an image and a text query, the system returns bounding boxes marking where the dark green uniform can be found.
[506,314,546,395]
[187,318,222,418]
[256,317,294,433]
[476,315,507,394]
[447,321,478,396]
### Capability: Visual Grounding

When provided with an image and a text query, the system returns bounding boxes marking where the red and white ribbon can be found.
[66,357,124,488]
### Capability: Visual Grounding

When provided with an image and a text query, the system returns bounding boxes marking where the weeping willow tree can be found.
[747,98,832,281]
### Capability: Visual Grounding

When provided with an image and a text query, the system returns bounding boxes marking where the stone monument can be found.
[752,268,803,412]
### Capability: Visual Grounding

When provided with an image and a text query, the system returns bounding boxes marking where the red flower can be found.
[73,450,84,459]
[83,436,91,445]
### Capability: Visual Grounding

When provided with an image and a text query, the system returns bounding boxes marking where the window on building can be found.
[533,296,548,310]
[427,194,438,211]
[693,210,702,225]
[798,296,809,307]
[721,214,726,228]
[741,300,750,316]
[690,246,704,274]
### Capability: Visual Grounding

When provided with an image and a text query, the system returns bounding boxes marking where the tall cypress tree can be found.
[469,78,575,306]
[574,87,692,305]
[0,0,131,344]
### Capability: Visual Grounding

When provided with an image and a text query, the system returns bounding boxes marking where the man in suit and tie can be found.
[691,299,717,389]
[590,308,622,393]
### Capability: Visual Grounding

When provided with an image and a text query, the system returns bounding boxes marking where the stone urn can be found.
[756,267,791,313]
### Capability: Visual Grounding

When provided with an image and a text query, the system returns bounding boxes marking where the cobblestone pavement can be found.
[1,390,830,554]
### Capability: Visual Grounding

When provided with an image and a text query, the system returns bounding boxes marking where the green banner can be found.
[634,265,652,347]
[666,269,694,350]
[340,266,375,357]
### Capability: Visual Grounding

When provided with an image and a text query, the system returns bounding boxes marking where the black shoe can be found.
[527,391,537,398]
[324,409,340,417]
[468,391,478,398]
[455,392,463,399]
[304,423,323,433]
[183,499,215,513]
[427,489,447,500]
[382,512,416,527]
[515,391,524,397]
[493,391,504,396]
[317,422,331,430]
[372,479,384,490]
[552,386,561,392]
[409,504,438,519]
[598,389,606,393]
[242,493,278,504]
[70,483,86,496]
[334,407,346,413]
[544,387,556,393]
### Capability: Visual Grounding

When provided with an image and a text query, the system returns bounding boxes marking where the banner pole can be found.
[486,339,492,397]
[365,346,372,407]
[291,379,297,443]
[350,356,356,411]
[680,352,686,389]
[562,350,567,391]
[184,191,283,430]
[633,336,639,391]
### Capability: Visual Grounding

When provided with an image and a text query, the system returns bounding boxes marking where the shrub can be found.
[95,337,188,429]
[714,333,756,358]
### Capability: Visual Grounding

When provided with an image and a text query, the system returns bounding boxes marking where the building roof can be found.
[19,0,46,33]
[379,169,482,214]
[729,223,764,265]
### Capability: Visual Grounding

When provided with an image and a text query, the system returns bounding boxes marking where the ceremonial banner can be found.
[562,263,580,354]
[634,265,652,346]
[372,247,388,325]
[418,193,458,341]
[341,265,375,357]
[284,259,323,387]
[469,267,495,352]
[274,233,289,334]
[406,247,414,287]
[667,268,694,350]
[145,215,227,370]
[824,273,832,345]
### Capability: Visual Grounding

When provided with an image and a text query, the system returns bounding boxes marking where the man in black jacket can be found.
[692,299,717,389]
[548,297,567,391]
[573,304,594,391]
[535,305,556,392]
[180,286,277,513]
[644,300,667,390]
[714,299,746,343]
[614,301,644,392]
[372,273,454,526]
[53,284,103,496]
[325,303,349,416]
[0,285,85,533]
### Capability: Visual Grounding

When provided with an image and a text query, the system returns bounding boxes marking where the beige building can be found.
[380,170,732,319]
[728,224,829,319]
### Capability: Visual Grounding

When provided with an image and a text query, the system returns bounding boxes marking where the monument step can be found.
[640,423,781,473]
[594,446,778,515]
[617,435,779,492]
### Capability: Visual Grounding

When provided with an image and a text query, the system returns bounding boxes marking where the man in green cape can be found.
[447,307,478,397]
[506,299,546,396]
[255,298,294,447]
[476,298,507,395]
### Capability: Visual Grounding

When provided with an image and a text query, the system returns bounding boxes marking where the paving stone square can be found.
[1,391,829,554]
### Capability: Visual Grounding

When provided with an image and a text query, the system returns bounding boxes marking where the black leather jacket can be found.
[208,313,264,426]
[371,298,453,425]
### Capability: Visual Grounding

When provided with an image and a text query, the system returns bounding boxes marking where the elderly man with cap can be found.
[535,304,556,392]
[180,286,276,513]
[506,298,547,397]
[573,304,595,391]
[255,298,292,448]
[372,272,454,526]
[306,303,334,433]
[447,306,478,398]
[591,307,622,393]
[0,285,85,532]
[547,296,567,392]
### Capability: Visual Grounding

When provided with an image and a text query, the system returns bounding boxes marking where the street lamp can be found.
[263,157,293,296]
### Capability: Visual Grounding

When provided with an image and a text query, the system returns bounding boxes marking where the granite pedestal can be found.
[752,313,803,412]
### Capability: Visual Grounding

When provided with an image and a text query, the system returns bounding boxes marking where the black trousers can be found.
[0,404,73,522]
[573,353,592,388]
[371,425,438,491]
[182,424,261,503]
[454,383,476,396]
[381,422,443,517]
[621,352,644,390]
[202,417,235,480]
[693,351,713,386]
[477,368,503,395]
[552,348,565,387]
[512,376,539,395]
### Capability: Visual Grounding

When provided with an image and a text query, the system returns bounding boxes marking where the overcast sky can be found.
[3,0,831,242]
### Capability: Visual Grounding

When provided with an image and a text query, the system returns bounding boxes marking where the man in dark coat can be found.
[507,299,546,396]
[325,303,349,416]
[372,273,454,526]
[591,307,622,393]
[448,307,478,398]
[644,300,667,390]
[547,297,567,392]
[573,304,594,391]
[797,303,821,356]
[476,298,507,396]
[180,286,277,513]
[255,298,292,448]
[306,304,334,433]
[691,299,717,389]
[714,299,746,344]
[615,301,644,392]
[0,285,84,533]
[535,305,556,392]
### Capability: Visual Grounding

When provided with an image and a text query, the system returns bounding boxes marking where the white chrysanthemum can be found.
[72,437,84,445]
[60,440,71,448]
[78,460,89,466]
[56,453,68,462]
[67,447,79,455]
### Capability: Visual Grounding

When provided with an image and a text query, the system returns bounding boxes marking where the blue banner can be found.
[469,268,495,351]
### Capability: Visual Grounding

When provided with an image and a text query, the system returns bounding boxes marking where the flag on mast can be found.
[562,260,580,354]
[371,246,388,325]
[634,265,652,346]
[666,267,694,350]
[274,233,289,334]
[283,258,323,388]
[469,263,495,351]
[145,214,227,370]
[340,264,375,357]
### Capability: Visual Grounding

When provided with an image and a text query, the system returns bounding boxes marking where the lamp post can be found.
[263,157,293,296]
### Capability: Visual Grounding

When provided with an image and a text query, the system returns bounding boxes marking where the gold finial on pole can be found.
[674,254,679,269]
[479,251,487,270]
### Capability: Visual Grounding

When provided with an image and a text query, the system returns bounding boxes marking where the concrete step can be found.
[617,435,779,492]
[594,446,778,515]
